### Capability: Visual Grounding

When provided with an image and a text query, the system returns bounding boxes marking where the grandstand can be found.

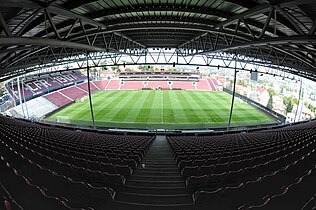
[4,74,221,120]
[0,115,315,209]
[5,71,86,104]
[0,0,316,210]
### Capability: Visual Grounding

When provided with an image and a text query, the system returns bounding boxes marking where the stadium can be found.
[0,0,315,210]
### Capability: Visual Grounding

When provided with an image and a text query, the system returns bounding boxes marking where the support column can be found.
[21,77,29,119]
[227,60,238,130]
[17,77,26,118]
[294,79,303,122]
[86,53,96,129]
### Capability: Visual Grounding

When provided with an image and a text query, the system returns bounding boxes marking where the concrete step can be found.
[115,192,193,205]
[121,185,189,195]
[133,170,180,176]
[138,163,177,168]
[127,179,185,188]
[135,167,180,173]
[128,175,182,181]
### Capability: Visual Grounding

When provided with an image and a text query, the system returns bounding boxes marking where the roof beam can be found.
[216,4,272,28]
[46,5,107,29]
[180,35,316,69]
[0,0,141,46]
[0,11,12,36]
[0,37,106,52]
[83,5,231,21]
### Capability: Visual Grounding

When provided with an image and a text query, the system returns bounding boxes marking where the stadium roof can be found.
[1,0,316,81]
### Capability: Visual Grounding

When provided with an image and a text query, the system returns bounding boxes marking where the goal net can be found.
[80,95,89,102]
[56,116,70,124]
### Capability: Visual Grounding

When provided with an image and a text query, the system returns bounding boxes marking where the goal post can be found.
[56,116,70,124]
[80,95,89,102]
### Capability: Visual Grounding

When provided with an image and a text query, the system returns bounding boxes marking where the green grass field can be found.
[46,90,277,129]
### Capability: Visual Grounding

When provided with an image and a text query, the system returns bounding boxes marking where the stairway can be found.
[115,135,193,209]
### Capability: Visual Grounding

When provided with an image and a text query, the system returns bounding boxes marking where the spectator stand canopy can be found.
[0,0,316,82]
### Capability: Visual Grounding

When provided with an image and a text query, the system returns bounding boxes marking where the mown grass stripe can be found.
[175,91,202,123]
[195,91,229,122]
[168,91,189,123]
[111,91,145,122]
[163,91,176,123]
[103,91,139,122]
[93,90,128,120]
[147,91,163,123]
[46,90,277,129]
[135,90,156,123]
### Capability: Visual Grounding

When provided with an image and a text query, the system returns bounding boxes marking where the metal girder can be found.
[15,9,43,37]
[176,0,316,75]
[0,11,12,36]
[1,0,106,29]
[47,5,107,29]
[67,25,252,42]
[3,48,315,82]
[75,5,232,21]
[178,35,316,70]
[0,33,146,69]
[0,37,106,51]
[1,0,40,8]
[180,0,315,51]
[0,0,141,47]
[182,35,316,54]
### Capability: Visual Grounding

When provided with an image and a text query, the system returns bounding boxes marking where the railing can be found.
[223,87,286,124]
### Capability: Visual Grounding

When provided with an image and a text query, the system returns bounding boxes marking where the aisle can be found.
[114,135,193,209]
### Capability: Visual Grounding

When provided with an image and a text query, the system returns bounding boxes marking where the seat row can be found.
[192,152,316,210]
[180,136,315,180]
[0,153,115,210]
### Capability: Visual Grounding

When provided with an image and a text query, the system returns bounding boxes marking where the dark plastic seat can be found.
[193,159,205,167]
[214,162,229,174]
[178,160,192,170]
[186,174,208,190]
[115,165,132,178]
[224,169,243,186]
[193,188,222,206]
[100,163,116,174]
[182,166,198,179]
[123,158,137,169]
[197,165,214,176]
[110,157,123,166]
[207,172,227,188]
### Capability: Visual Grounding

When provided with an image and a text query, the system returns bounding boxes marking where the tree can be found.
[125,68,132,72]
[138,65,153,71]
[283,96,294,114]
[267,87,276,96]
[308,104,316,113]
[280,84,286,94]
[286,98,293,114]
[267,94,273,109]
[237,80,247,87]
[293,98,298,105]
[111,66,119,72]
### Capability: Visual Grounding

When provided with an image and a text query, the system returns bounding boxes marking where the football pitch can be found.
[46,90,277,129]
